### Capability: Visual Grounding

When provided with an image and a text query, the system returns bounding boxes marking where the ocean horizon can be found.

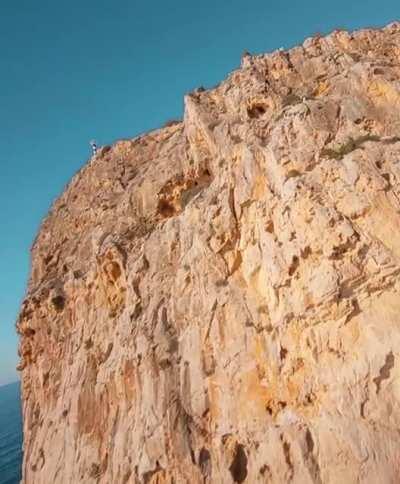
[0,381,23,484]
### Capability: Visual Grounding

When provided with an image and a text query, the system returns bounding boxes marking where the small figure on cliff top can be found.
[241,50,253,68]
[90,139,97,156]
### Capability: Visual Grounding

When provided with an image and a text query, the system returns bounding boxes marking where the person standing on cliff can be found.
[90,139,97,156]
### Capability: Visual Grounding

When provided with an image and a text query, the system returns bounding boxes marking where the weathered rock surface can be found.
[18,22,400,483]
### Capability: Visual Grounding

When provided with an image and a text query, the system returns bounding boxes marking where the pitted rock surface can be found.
[18,22,400,483]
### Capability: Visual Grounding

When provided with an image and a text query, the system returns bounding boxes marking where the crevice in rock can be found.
[373,351,395,394]
[198,447,212,480]
[229,444,248,483]
[288,255,300,276]
[260,463,272,479]
[281,436,294,481]
[51,294,65,312]
[320,134,384,160]
[247,102,267,119]
[304,429,322,484]
[143,463,163,483]
[157,169,213,219]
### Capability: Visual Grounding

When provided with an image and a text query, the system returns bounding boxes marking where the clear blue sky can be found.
[0,0,397,385]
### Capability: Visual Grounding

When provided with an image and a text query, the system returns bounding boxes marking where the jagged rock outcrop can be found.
[18,22,400,483]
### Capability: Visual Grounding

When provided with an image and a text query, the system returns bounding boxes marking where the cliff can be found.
[17,22,400,483]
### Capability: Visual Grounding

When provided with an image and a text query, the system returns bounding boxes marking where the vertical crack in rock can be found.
[229,444,248,483]
[198,447,212,480]
[373,351,395,394]
[281,436,294,482]
[304,429,322,484]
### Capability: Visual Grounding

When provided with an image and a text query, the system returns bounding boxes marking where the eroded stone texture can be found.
[18,22,400,483]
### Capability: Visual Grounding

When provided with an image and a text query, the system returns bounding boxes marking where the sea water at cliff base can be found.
[0,382,22,484]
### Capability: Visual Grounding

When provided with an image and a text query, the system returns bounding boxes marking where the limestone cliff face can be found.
[17,22,400,483]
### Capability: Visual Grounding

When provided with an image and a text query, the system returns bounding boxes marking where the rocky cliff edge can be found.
[17,22,400,483]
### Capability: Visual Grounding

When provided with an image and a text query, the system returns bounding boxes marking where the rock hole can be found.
[288,256,299,276]
[286,169,301,179]
[247,103,267,119]
[51,295,65,312]
[199,447,212,478]
[110,262,122,281]
[43,254,53,266]
[157,199,176,218]
[260,464,272,477]
[301,246,312,259]
[265,220,274,233]
[229,444,248,483]
[304,392,315,406]
[373,351,395,394]
[25,327,36,337]
[84,338,93,350]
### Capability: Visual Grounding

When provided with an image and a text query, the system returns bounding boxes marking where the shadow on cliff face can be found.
[157,169,212,219]
[198,447,212,480]
[229,443,248,483]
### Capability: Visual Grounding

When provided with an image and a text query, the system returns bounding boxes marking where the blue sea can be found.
[0,382,22,484]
